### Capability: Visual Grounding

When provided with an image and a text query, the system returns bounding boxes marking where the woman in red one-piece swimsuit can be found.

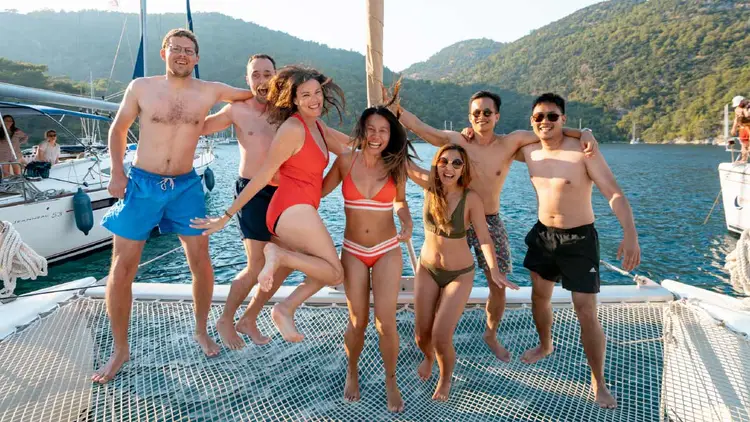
[193,65,347,341]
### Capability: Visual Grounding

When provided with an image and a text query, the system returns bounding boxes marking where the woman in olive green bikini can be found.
[407,144,519,401]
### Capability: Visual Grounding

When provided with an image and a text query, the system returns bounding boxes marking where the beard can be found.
[168,67,193,78]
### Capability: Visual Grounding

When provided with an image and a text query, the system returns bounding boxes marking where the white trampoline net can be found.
[0,297,747,421]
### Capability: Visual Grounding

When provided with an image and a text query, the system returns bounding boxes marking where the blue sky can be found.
[10,0,603,70]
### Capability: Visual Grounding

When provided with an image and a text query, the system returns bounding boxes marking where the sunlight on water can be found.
[22,143,741,296]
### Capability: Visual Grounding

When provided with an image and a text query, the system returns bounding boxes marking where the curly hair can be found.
[265,65,345,127]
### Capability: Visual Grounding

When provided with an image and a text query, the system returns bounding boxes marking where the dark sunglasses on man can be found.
[532,112,561,123]
[471,108,495,118]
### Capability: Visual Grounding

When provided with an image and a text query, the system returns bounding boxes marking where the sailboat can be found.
[0,2,748,421]
[0,2,215,263]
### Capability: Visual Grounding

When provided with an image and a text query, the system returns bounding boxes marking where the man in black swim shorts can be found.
[514,93,641,410]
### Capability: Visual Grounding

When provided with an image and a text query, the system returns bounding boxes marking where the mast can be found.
[365,0,384,106]
[141,0,147,77]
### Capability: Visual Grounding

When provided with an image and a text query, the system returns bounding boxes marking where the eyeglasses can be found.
[532,112,561,123]
[437,157,464,169]
[471,108,495,118]
[168,45,196,56]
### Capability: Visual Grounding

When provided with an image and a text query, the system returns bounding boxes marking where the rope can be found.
[703,189,722,225]
[0,221,48,298]
[724,228,750,308]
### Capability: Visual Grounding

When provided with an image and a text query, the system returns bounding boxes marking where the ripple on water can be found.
[21,143,743,298]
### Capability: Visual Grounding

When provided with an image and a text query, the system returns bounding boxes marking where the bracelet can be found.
[223,210,234,219]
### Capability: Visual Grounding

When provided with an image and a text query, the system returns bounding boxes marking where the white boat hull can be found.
[718,162,750,234]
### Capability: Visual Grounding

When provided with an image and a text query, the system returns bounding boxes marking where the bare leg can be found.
[91,236,145,383]
[216,239,263,349]
[341,251,370,403]
[572,292,617,409]
[521,272,556,364]
[371,249,405,412]
[483,272,510,362]
[259,205,343,288]
[430,271,474,402]
[414,264,441,382]
[270,276,325,342]
[180,235,220,357]
[237,265,293,344]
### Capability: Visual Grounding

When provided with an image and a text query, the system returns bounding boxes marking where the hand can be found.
[397,222,413,242]
[490,267,520,290]
[580,130,598,158]
[461,127,475,140]
[190,215,230,236]
[108,168,128,199]
[617,235,641,272]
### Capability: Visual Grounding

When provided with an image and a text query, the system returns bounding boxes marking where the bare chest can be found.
[527,152,589,191]
[234,107,276,147]
[140,89,209,126]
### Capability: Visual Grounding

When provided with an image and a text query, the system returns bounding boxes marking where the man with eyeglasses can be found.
[515,93,640,409]
[95,28,254,384]
[395,90,596,363]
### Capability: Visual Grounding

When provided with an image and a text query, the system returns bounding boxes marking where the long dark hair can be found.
[266,65,345,127]
[1,115,17,140]
[350,107,416,186]
[427,144,472,231]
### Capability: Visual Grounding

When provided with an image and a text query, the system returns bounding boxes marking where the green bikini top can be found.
[423,190,468,239]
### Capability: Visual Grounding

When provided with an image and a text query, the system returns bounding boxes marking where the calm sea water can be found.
[17,143,742,297]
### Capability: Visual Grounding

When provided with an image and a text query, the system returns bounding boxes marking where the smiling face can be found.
[293,79,324,119]
[161,36,199,78]
[530,102,566,141]
[469,97,500,133]
[246,57,275,103]
[363,114,390,155]
[436,148,466,187]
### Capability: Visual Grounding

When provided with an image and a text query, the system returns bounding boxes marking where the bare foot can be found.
[236,315,271,345]
[91,348,130,384]
[385,377,404,412]
[432,377,451,402]
[216,315,245,350]
[271,303,304,342]
[593,379,618,409]
[259,244,283,292]
[344,369,360,402]
[194,332,221,357]
[417,357,433,381]
[520,344,554,364]
[483,331,511,362]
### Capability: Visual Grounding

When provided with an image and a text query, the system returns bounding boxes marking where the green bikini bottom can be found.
[420,260,475,288]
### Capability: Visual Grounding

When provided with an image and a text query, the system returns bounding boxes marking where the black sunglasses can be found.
[471,108,495,118]
[438,157,464,169]
[48,133,57,137]
[532,112,561,123]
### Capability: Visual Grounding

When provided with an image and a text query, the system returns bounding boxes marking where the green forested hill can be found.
[0,10,621,141]
[443,0,750,142]
[401,39,504,81]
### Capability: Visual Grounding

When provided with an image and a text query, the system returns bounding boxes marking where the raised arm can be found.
[211,81,254,103]
[504,128,597,157]
[466,191,519,290]
[398,107,462,147]
[202,104,233,135]
[585,152,641,271]
[406,160,430,190]
[192,121,304,235]
[322,155,345,198]
[394,178,413,241]
[107,79,141,198]
[319,119,351,156]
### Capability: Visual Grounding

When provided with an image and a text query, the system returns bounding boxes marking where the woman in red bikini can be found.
[319,105,415,412]
[192,66,348,340]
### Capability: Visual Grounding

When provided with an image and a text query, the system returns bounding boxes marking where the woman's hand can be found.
[190,215,231,236]
[490,267,520,290]
[397,220,413,242]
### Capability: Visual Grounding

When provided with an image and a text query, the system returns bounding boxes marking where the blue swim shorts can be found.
[101,166,206,241]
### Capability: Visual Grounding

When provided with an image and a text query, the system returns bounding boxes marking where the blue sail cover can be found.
[186,0,200,79]
[132,37,145,79]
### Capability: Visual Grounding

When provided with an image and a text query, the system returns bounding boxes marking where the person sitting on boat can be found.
[514,93,640,409]
[34,130,61,164]
[93,28,254,384]
[392,90,597,363]
[312,102,415,412]
[192,66,349,341]
[406,144,519,402]
[0,114,29,177]
[731,96,750,162]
